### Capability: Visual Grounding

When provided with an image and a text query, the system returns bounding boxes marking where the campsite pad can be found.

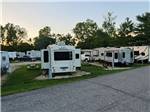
[35,70,90,80]
[89,62,131,70]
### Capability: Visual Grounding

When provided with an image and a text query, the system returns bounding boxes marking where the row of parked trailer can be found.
[81,46,150,65]
[0,50,41,74]
[7,50,41,61]
[1,44,150,77]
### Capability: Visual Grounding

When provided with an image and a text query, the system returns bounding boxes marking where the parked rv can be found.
[0,51,10,74]
[91,47,134,65]
[41,42,81,75]
[103,47,134,65]
[27,50,41,60]
[16,52,25,58]
[8,52,17,60]
[129,46,150,63]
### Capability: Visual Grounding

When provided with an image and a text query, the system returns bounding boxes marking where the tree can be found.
[73,19,98,48]
[73,19,98,42]
[133,12,150,45]
[102,12,117,37]
[57,33,76,45]
[0,25,5,45]
[34,26,55,50]
[2,23,27,46]
[118,17,135,38]
[39,26,51,37]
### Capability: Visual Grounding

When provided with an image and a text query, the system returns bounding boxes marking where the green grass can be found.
[1,63,149,96]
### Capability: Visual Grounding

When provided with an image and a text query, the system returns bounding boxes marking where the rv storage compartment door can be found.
[41,49,49,69]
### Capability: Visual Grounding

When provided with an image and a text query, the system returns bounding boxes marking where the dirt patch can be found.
[89,62,131,70]
[35,70,90,80]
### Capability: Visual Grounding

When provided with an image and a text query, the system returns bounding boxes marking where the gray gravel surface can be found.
[2,66,150,112]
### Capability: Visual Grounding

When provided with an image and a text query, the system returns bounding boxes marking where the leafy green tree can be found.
[133,12,150,45]
[39,26,51,37]
[2,23,27,46]
[73,19,98,48]
[34,26,55,50]
[17,42,34,52]
[73,19,98,42]
[118,17,134,38]
[102,12,117,37]
[57,33,76,45]
[94,29,111,47]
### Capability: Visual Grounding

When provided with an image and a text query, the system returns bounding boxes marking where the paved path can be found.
[2,66,150,112]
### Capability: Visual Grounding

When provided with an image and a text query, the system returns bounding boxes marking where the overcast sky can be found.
[1,0,149,38]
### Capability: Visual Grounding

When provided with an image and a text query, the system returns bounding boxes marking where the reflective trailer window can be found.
[131,52,133,58]
[76,54,79,59]
[134,51,139,55]
[2,56,6,61]
[141,52,145,56]
[114,53,118,59]
[54,52,72,61]
[123,52,125,58]
[44,51,49,62]
[106,52,112,57]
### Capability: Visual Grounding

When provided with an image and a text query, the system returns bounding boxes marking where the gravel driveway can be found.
[2,66,150,112]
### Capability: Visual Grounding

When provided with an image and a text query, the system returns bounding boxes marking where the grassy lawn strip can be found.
[1,63,148,96]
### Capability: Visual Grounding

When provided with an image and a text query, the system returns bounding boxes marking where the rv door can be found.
[75,49,81,68]
[41,49,49,69]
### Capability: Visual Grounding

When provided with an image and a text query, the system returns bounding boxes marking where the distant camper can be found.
[16,52,25,58]
[41,42,81,74]
[92,47,134,65]
[26,50,41,60]
[8,52,17,60]
[129,46,150,63]
[0,51,10,74]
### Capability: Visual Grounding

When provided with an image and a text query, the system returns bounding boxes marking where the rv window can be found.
[141,52,145,56]
[101,53,104,56]
[44,51,49,62]
[2,56,6,61]
[123,52,125,58]
[85,54,90,57]
[76,54,79,59]
[54,52,72,61]
[131,52,133,58]
[134,51,139,55]
[114,53,118,59]
[106,52,112,57]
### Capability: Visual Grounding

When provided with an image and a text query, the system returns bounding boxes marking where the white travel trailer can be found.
[16,52,25,58]
[41,42,81,78]
[92,47,106,61]
[129,46,150,63]
[27,50,41,60]
[92,47,134,65]
[0,51,10,74]
[8,52,17,60]
[103,47,134,65]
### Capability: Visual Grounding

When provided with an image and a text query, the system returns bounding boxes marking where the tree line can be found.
[0,12,150,52]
